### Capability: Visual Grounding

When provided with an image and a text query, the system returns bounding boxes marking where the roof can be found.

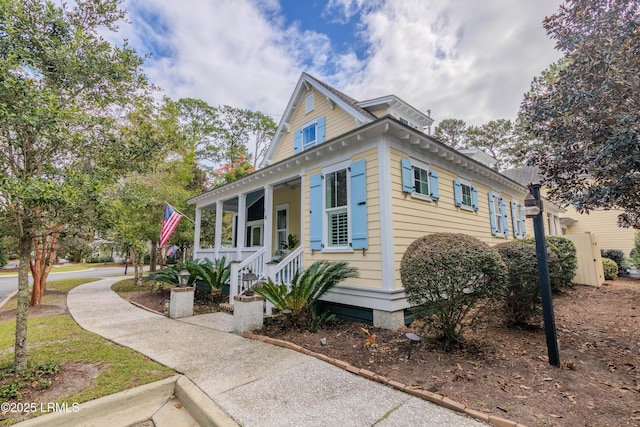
[501,166,542,187]
[307,74,377,121]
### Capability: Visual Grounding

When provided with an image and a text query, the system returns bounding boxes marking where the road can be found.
[0,267,130,299]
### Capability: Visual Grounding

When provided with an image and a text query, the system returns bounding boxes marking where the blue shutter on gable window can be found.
[401,158,413,193]
[471,186,479,211]
[488,192,497,235]
[519,204,527,237]
[510,201,518,237]
[317,117,326,144]
[500,197,509,236]
[350,160,368,250]
[309,173,323,250]
[294,129,302,154]
[428,170,439,200]
[453,179,462,206]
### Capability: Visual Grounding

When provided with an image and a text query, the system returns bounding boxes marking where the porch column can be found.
[214,200,223,259]
[236,193,247,259]
[194,207,202,257]
[263,185,273,257]
[299,175,305,251]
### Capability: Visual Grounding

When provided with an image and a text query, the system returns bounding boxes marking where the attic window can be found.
[305,93,314,114]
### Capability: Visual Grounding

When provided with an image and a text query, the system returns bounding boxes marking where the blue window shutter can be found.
[294,129,302,154]
[471,186,479,211]
[453,179,462,206]
[500,197,509,236]
[401,158,413,193]
[488,192,497,235]
[350,160,368,249]
[510,201,518,237]
[309,173,323,250]
[428,170,439,200]
[519,204,527,237]
[317,117,326,144]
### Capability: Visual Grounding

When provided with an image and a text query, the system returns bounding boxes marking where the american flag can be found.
[160,203,183,247]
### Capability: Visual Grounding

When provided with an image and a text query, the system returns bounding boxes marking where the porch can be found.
[191,176,304,309]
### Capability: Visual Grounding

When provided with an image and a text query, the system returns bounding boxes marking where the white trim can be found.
[263,185,274,253]
[194,207,202,250]
[409,158,433,202]
[275,203,289,250]
[378,137,396,290]
[246,220,264,246]
[236,193,247,257]
[301,118,320,150]
[458,178,475,211]
[214,200,223,258]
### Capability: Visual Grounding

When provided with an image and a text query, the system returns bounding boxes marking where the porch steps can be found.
[219,302,234,313]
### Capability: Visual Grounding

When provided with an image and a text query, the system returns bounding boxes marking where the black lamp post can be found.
[525,183,560,367]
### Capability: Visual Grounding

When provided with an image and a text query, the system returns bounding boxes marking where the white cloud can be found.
[120,0,563,126]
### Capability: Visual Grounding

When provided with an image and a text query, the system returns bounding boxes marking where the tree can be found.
[0,0,154,371]
[466,119,524,171]
[433,118,469,150]
[520,0,640,227]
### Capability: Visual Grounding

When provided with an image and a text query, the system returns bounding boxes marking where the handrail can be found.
[229,247,266,304]
[264,246,304,315]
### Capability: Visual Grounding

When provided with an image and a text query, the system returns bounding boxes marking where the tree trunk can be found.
[15,220,33,372]
[149,242,157,272]
[30,230,60,306]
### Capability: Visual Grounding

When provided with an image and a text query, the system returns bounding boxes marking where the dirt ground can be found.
[259,278,640,427]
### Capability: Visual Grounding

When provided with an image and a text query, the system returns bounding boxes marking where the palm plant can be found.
[254,260,358,330]
[145,259,200,288]
[189,258,230,295]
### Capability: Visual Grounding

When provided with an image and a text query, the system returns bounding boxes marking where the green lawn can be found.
[0,278,174,424]
[0,262,122,277]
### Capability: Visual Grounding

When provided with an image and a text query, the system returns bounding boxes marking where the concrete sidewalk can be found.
[66,277,487,426]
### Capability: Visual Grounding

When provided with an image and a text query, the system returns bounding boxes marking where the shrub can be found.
[601,249,626,276]
[86,255,114,263]
[495,241,541,325]
[254,261,359,331]
[400,233,507,345]
[602,257,618,280]
[189,258,230,294]
[522,236,576,291]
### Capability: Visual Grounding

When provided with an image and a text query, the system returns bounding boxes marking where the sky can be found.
[119,0,564,127]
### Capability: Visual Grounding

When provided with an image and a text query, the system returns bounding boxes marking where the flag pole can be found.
[165,202,195,224]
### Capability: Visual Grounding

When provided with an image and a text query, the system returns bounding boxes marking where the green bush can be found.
[400,233,507,345]
[495,241,541,325]
[86,255,114,263]
[601,249,626,276]
[602,257,618,280]
[190,258,230,293]
[254,261,359,331]
[522,236,576,291]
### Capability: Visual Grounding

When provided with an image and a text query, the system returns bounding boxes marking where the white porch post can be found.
[214,200,223,259]
[193,207,202,259]
[236,193,247,259]
[263,185,273,258]
[299,174,305,253]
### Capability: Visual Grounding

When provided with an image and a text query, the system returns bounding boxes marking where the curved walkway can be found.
[67,278,486,426]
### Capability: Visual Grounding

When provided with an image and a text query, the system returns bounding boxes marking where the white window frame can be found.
[459,178,474,211]
[493,192,504,236]
[322,160,352,252]
[246,220,263,247]
[302,119,318,150]
[411,159,432,202]
[513,202,524,238]
[305,92,314,114]
[275,204,289,251]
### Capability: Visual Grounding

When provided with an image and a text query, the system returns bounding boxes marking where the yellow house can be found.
[188,73,565,328]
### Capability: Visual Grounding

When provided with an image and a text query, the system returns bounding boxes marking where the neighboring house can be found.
[188,73,565,328]
[503,167,636,255]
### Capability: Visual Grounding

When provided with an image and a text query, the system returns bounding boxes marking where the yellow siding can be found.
[271,187,301,253]
[272,86,360,164]
[367,107,389,118]
[303,148,383,289]
[565,208,635,254]
[390,147,524,285]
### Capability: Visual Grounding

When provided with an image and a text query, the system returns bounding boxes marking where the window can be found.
[294,117,325,154]
[276,205,288,250]
[510,201,527,238]
[488,192,508,237]
[325,168,349,247]
[309,160,368,251]
[302,123,317,148]
[305,92,314,114]
[401,158,439,201]
[454,178,478,211]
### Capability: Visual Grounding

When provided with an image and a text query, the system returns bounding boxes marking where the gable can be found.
[270,86,362,163]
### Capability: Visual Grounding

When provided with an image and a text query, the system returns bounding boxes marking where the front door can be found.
[246,221,263,247]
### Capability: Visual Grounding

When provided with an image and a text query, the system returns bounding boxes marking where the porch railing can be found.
[194,247,261,264]
[229,247,267,304]
[263,246,304,314]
